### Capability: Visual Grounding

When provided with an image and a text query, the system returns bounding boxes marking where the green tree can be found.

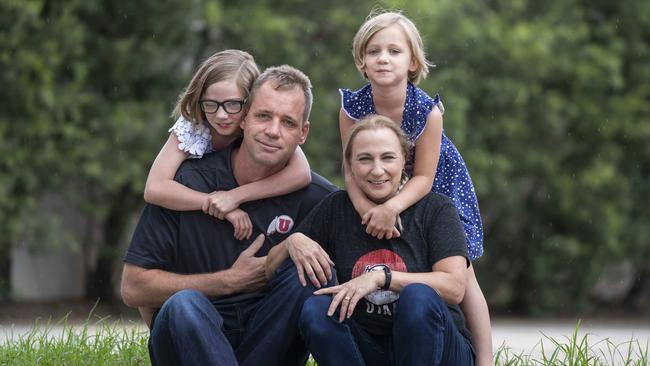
[1,0,648,315]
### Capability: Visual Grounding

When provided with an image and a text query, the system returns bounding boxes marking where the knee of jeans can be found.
[397,284,445,321]
[299,295,332,335]
[160,289,220,327]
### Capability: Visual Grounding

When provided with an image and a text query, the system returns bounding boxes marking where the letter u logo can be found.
[276,215,293,234]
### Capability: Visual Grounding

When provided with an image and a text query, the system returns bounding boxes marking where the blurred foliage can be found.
[0,0,648,314]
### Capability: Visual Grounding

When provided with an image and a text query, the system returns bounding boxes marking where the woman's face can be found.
[349,128,405,204]
[201,79,247,139]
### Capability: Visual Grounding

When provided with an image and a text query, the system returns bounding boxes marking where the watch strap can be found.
[381,266,392,291]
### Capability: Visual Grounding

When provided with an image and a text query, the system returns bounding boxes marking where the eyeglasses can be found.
[199,99,246,114]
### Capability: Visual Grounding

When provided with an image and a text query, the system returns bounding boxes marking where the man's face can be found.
[240,82,310,168]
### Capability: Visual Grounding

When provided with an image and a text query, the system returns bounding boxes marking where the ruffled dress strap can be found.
[168,116,213,159]
[401,83,445,143]
[339,84,375,121]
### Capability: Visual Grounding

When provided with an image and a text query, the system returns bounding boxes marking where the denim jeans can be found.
[299,283,475,366]
[149,259,327,366]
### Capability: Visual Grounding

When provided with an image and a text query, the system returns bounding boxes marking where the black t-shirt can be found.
[295,190,471,341]
[124,140,338,305]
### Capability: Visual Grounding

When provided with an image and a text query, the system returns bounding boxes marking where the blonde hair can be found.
[344,114,411,168]
[248,64,313,123]
[352,10,432,84]
[173,49,260,128]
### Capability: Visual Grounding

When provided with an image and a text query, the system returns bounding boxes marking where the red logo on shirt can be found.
[266,215,294,235]
[352,249,407,306]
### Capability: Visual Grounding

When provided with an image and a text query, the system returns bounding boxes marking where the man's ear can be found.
[298,121,310,145]
[240,108,249,130]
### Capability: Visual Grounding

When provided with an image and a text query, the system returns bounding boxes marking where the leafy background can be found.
[1,0,648,316]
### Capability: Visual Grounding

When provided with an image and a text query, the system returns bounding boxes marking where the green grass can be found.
[0,314,149,365]
[494,320,649,366]
[1,318,647,365]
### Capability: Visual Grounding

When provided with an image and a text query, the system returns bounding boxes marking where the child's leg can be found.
[462,264,493,366]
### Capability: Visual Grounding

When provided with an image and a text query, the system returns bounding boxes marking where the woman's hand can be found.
[361,204,400,239]
[203,191,241,219]
[313,271,384,322]
[286,234,334,288]
[225,209,253,240]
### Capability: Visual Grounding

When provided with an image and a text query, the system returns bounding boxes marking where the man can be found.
[121,65,337,366]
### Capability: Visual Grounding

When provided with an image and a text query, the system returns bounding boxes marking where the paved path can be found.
[2,317,649,360]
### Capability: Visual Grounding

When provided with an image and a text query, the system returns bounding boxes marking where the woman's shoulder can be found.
[339,83,374,120]
[323,189,351,204]
[168,116,212,158]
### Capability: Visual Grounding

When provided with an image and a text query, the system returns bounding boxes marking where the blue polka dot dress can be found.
[340,83,484,260]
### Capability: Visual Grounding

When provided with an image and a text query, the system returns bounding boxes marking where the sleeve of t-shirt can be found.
[123,204,179,270]
[294,191,338,253]
[425,196,470,268]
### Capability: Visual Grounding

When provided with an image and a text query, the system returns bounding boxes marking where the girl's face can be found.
[201,79,247,139]
[363,25,416,87]
[349,128,405,204]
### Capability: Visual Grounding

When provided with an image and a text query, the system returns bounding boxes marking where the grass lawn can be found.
[0,317,647,365]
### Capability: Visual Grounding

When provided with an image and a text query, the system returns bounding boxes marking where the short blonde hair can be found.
[344,114,411,168]
[352,11,432,84]
[173,49,260,128]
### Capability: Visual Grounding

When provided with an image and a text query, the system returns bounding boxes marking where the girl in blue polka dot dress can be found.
[339,11,492,365]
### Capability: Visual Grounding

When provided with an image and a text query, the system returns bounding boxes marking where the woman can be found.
[266,114,475,365]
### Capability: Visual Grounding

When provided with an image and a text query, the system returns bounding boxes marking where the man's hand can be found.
[285,233,334,288]
[228,234,267,294]
[203,191,240,219]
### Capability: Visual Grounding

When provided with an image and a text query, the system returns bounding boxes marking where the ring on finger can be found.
[344,297,351,301]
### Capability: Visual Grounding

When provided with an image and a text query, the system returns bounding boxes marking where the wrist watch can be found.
[381,266,392,291]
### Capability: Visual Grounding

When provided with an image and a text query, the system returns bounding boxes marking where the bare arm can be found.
[315,255,467,321]
[381,108,442,214]
[204,146,312,217]
[121,234,267,309]
[144,133,208,210]
[462,265,494,366]
[230,146,311,204]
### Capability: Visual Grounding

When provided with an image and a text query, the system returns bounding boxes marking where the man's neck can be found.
[231,147,284,186]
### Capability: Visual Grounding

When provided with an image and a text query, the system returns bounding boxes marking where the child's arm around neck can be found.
[224,146,312,206]
[382,107,442,214]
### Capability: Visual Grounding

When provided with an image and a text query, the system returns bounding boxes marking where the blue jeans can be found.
[299,283,475,366]
[149,260,326,366]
